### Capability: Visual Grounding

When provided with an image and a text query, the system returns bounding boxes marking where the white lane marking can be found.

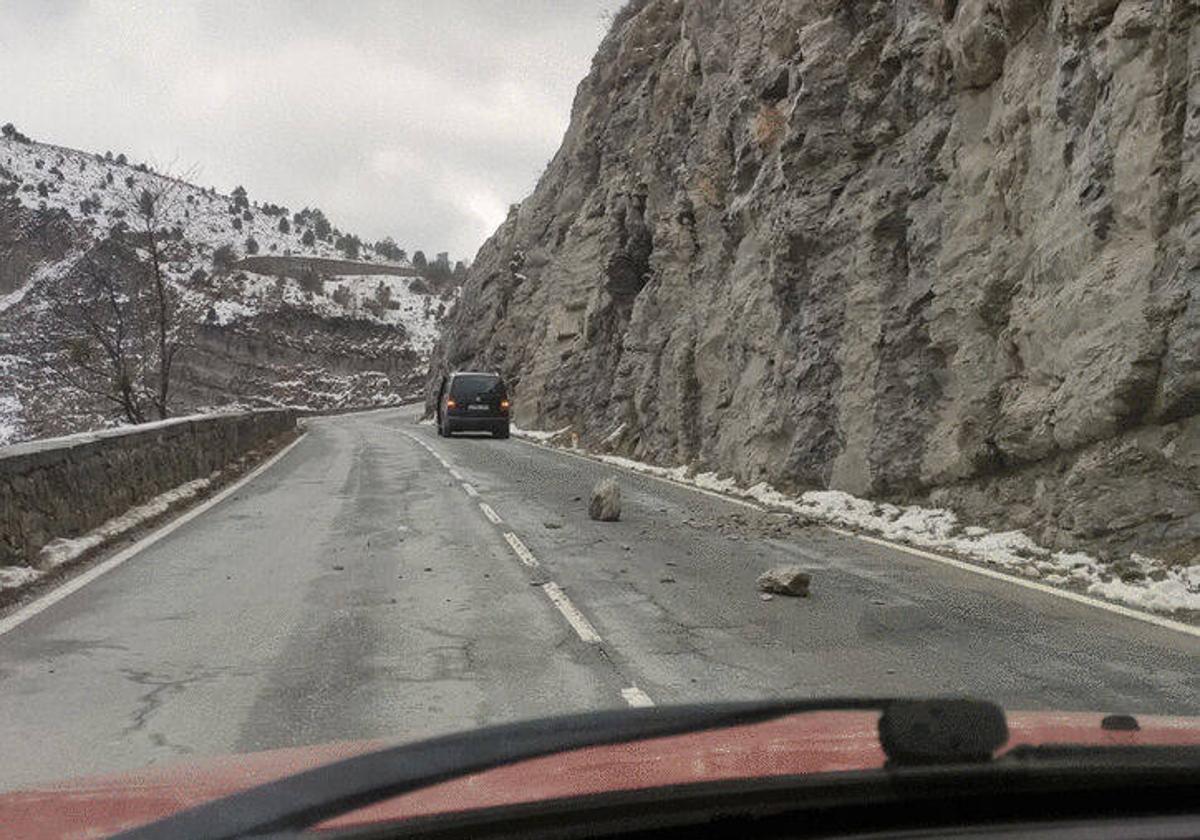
[479,503,504,525]
[542,582,602,643]
[503,532,540,568]
[828,528,1200,639]
[461,483,479,497]
[514,438,1199,639]
[0,433,308,639]
[402,428,463,475]
[621,686,655,708]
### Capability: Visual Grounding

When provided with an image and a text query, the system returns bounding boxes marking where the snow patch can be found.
[36,478,211,570]
[601,422,628,447]
[0,250,85,314]
[0,390,22,446]
[512,425,573,442]
[0,565,41,591]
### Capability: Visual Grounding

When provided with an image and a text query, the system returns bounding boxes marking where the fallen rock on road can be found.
[589,478,621,522]
[757,566,812,597]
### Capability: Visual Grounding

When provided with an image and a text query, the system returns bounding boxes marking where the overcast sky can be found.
[0,1,616,260]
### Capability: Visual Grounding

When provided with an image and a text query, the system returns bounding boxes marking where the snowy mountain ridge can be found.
[0,131,458,444]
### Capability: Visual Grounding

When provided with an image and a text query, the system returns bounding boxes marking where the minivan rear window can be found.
[450,375,505,401]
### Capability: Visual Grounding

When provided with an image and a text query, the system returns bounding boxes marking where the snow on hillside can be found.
[0,135,457,444]
[0,136,415,311]
[210,271,449,354]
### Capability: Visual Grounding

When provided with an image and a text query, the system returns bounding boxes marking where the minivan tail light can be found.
[500,399,510,410]
[446,399,457,408]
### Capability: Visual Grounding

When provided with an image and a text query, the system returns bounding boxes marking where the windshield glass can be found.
[0,1,1197,835]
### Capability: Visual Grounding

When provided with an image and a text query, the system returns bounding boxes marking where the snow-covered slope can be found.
[1,140,354,296]
[0,135,458,443]
[209,272,448,355]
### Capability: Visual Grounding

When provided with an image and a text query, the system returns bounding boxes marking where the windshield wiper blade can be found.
[115,697,899,840]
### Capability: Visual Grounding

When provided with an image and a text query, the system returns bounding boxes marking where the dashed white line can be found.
[407,424,648,704]
[621,686,655,708]
[542,582,602,643]
[503,532,541,568]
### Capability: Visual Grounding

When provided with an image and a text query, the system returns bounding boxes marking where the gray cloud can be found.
[0,0,616,259]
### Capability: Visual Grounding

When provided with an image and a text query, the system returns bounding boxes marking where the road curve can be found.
[0,407,1196,791]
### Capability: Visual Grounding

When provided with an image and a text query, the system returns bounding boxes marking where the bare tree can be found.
[39,174,201,423]
[128,180,194,419]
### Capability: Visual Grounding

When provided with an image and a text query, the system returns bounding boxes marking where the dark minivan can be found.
[436,371,510,438]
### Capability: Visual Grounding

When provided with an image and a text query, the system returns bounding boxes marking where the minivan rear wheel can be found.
[493,424,509,440]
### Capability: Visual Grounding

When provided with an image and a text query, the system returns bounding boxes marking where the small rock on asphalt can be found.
[756,565,812,597]
[544,522,563,529]
[759,593,774,601]
[588,478,621,521]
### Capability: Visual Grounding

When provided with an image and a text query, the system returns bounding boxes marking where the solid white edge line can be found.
[542,582,602,643]
[512,437,762,511]
[827,528,1200,639]
[479,503,504,525]
[0,432,308,639]
[448,468,462,481]
[462,483,479,497]
[621,686,655,708]
[513,438,1200,638]
[503,532,541,568]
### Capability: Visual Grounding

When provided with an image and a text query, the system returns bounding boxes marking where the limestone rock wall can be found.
[430,0,1200,560]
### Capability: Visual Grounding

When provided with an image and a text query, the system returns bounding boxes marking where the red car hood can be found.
[3,710,1198,839]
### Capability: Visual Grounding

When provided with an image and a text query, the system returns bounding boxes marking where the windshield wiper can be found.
[115,697,900,840]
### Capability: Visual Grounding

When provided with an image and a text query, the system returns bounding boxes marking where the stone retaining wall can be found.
[0,409,295,567]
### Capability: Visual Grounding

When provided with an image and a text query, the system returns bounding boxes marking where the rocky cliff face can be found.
[430,0,1200,561]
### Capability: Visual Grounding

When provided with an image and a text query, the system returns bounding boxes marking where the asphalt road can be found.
[0,407,1196,791]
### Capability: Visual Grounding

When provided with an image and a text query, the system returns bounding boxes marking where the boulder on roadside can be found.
[756,565,811,597]
[589,477,621,521]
